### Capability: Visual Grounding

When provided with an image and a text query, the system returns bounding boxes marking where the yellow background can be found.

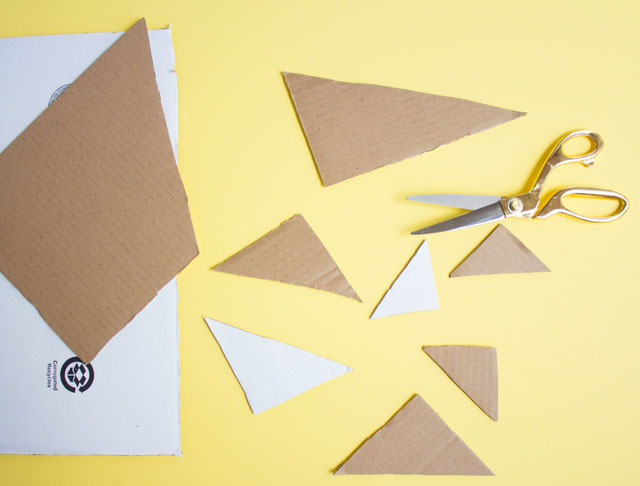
[2,0,639,484]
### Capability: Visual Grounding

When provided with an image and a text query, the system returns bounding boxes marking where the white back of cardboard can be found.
[370,241,439,319]
[0,19,198,363]
[205,318,352,414]
[0,27,181,455]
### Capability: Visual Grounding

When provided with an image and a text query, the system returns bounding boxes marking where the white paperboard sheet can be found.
[371,241,439,319]
[205,318,352,414]
[0,26,181,455]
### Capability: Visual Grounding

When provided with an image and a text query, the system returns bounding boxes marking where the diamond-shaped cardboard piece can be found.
[370,241,439,319]
[335,395,493,475]
[213,214,360,301]
[450,224,549,277]
[0,19,198,363]
[205,318,352,414]
[283,72,525,186]
[423,346,498,420]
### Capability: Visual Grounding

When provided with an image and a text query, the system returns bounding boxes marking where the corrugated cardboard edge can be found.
[450,224,549,277]
[213,214,360,301]
[423,345,498,421]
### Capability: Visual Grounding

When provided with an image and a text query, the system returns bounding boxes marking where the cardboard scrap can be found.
[370,241,439,319]
[0,25,183,456]
[283,72,525,186]
[204,317,352,414]
[450,224,549,278]
[423,346,498,420]
[335,395,493,475]
[213,214,360,301]
[0,19,198,363]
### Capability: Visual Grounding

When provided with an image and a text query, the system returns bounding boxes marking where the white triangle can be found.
[204,317,352,414]
[370,241,439,319]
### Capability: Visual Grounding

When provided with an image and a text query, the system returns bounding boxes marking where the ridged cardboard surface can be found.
[0,19,198,363]
[450,224,549,277]
[335,395,493,475]
[284,72,525,186]
[424,345,498,420]
[213,214,360,301]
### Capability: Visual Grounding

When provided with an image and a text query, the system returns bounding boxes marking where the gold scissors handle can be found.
[502,130,606,218]
[535,187,629,222]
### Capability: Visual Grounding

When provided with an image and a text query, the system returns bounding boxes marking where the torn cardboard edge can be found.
[213,214,360,301]
[204,317,352,414]
[283,72,525,186]
[450,224,549,278]
[0,18,198,363]
[334,394,493,475]
[370,241,439,319]
[423,345,498,421]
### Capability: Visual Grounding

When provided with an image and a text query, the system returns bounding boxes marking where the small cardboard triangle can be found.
[283,72,525,186]
[335,395,493,475]
[213,214,360,301]
[0,19,198,363]
[204,318,352,414]
[450,225,549,278]
[423,346,498,420]
[370,241,439,319]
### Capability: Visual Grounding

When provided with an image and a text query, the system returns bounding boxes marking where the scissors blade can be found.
[407,194,500,210]
[411,201,506,235]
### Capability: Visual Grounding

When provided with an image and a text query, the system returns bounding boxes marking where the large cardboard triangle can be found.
[450,225,549,277]
[283,72,525,186]
[370,241,439,319]
[213,214,360,301]
[423,346,498,420]
[335,395,493,475]
[0,19,198,363]
[204,317,352,414]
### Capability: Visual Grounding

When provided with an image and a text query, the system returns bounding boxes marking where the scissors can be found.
[409,130,629,235]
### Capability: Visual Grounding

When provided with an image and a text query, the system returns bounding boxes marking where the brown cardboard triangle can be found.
[423,346,498,420]
[213,214,360,301]
[450,224,549,277]
[0,19,198,363]
[283,72,525,186]
[335,395,493,475]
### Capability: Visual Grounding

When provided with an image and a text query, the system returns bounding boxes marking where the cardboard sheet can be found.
[0,19,198,363]
[213,214,360,301]
[283,72,525,186]
[204,317,352,414]
[335,395,493,475]
[423,346,498,421]
[450,224,549,278]
[370,241,439,319]
[0,26,181,455]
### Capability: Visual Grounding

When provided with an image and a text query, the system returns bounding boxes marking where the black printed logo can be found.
[60,357,94,393]
[48,83,71,106]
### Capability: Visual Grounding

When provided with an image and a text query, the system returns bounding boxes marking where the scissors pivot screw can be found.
[508,198,524,213]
